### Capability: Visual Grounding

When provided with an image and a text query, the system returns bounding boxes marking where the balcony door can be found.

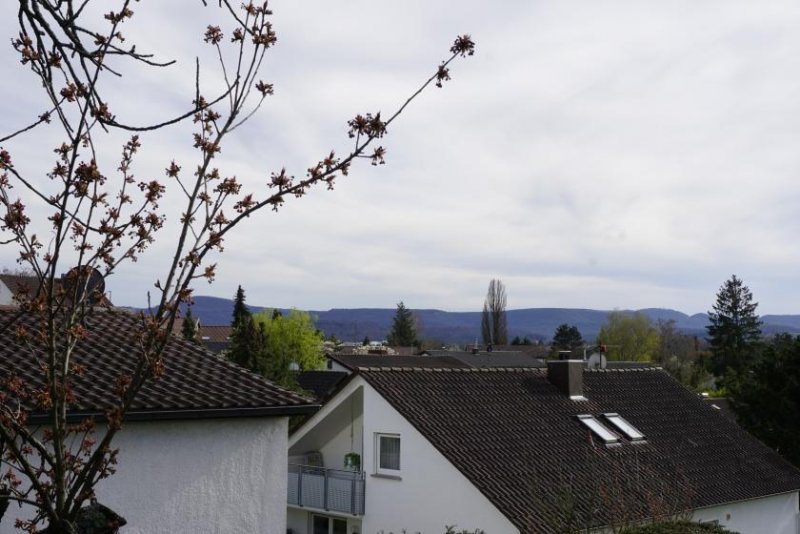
[312,514,347,534]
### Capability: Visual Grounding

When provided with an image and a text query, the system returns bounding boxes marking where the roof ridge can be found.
[357,366,542,373]
[586,366,664,372]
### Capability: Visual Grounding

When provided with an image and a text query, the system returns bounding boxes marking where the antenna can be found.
[62,266,106,306]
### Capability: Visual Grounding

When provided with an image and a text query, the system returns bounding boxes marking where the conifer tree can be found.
[227,286,263,372]
[232,285,250,330]
[706,275,762,377]
[729,333,800,467]
[551,324,584,357]
[181,307,200,344]
[387,302,418,347]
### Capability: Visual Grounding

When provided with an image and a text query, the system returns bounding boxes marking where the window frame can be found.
[311,514,348,534]
[576,414,620,445]
[374,432,401,476]
[603,412,646,442]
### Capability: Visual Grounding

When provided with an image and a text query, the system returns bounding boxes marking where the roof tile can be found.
[358,367,800,533]
[0,307,315,419]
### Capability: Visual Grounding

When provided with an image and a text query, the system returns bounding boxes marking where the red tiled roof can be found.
[358,367,800,533]
[0,307,315,420]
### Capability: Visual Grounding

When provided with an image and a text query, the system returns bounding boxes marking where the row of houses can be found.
[0,279,799,533]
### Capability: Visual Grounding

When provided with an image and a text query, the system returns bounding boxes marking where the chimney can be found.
[547,356,585,400]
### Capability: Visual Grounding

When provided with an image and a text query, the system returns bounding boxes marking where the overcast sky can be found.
[2,1,800,315]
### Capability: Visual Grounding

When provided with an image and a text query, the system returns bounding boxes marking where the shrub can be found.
[621,520,739,534]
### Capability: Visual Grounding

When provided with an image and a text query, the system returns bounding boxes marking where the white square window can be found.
[375,433,401,475]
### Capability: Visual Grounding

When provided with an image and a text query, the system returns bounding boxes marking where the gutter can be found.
[28,403,320,424]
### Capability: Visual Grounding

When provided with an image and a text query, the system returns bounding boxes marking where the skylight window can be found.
[603,413,645,442]
[576,415,619,445]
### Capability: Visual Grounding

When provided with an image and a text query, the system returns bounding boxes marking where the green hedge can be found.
[621,521,739,534]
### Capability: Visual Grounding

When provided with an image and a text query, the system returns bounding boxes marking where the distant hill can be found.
[172,296,800,344]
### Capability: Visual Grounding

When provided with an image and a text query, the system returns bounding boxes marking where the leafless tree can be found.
[481,278,507,346]
[0,1,474,532]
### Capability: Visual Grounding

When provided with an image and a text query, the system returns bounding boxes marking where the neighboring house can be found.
[0,306,316,534]
[287,360,800,534]
[326,354,469,373]
[172,319,233,353]
[295,370,349,401]
[332,345,417,356]
[198,324,233,353]
[0,273,41,305]
[464,343,549,358]
[0,272,114,307]
[422,349,547,368]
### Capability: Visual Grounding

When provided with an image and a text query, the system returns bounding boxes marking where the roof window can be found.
[576,415,619,445]
[603,413,645,442]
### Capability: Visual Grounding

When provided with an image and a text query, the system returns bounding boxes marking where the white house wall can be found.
[0,416,290,534]
[691,491,799,534]
[0,282,12,305]
[360,382,519,534]
[290,386,363,471]
[102,416,289,534]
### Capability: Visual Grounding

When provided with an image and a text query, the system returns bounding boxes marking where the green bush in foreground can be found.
[621,521,739,534]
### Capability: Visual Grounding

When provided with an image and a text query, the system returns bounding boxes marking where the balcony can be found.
[287,464,365,516]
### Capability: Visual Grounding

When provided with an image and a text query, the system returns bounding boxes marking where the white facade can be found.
[692,491,799,534]
[1,416,289,534]
[0,281,13,305]
[288,377,518,534]
[289,377,800,534]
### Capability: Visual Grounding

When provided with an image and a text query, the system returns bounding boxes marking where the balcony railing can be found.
[287,464,365,516]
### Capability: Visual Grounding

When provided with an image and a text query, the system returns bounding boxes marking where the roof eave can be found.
[28,403,320,424]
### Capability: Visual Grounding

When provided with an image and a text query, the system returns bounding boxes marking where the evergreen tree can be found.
[362,336,370,346]
[231,285,250,330]
[229,316,268,374]
[181,306,200,344]
[706,275,762,377]
[551,324,583,357]
[387,301,418,346]
[729,333,800,467]
[227,285,263,372]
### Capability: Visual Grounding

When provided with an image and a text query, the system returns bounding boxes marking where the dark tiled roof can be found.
[0,274,114,306]
[604,361,655,369]
[329,354,469,370]
[295,371,349,401]
[198,325,233,343]
[0,274,41,298]
[704,397,737,422]
[358,367,800,533]
[465,344,549,357]
[333,345,417,356]
[201,340,231,354]
[428,350,547,368]
[0,307,316,420]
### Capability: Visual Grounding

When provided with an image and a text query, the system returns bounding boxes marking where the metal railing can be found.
[287,464,365,516]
